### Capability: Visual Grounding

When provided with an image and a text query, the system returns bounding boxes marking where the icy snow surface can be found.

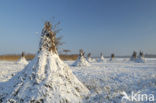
[0,58,156,103]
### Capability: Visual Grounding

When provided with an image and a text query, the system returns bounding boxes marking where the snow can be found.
[71,58,156,103]
[0,61,26,82]
[0,58,156,102]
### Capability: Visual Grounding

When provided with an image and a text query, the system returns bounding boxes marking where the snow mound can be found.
[17,57,28,65]
[73,56,90,67]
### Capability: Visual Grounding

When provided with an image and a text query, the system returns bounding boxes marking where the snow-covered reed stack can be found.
[110,53,115,61]
[17,52,28,65]
[97,53,106,62]
[72,49,90,66]
[130,51,137,61]
[130,51,145,63]
[136,51,145,63]
[0,21,89,103]
[87,53,95,62]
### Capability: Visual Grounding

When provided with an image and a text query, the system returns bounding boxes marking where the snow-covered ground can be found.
[0,61,26,82]
[0,58,156,103]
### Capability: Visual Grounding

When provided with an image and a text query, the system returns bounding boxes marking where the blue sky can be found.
[0,0,156,56]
